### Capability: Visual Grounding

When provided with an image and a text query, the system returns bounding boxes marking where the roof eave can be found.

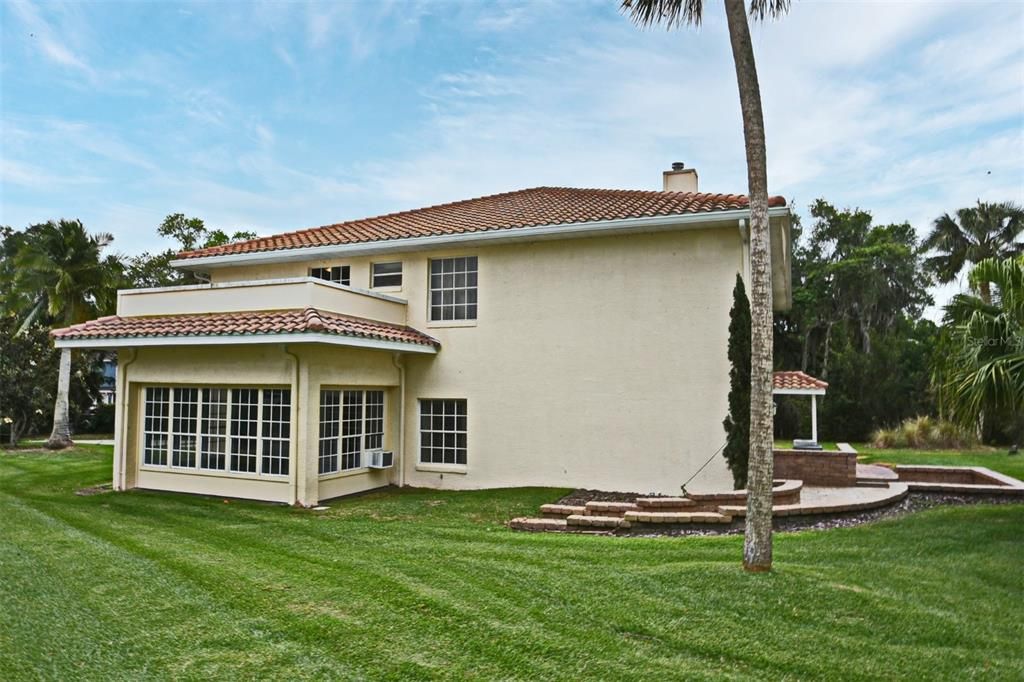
[52,332,438,354]
[171,205,792,271]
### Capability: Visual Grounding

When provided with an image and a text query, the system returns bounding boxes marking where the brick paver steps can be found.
[508,517,568,532]
[567,514,628,529]
[623,511,733,525]
[539,504,586,518]
[635,497,697,509]
[583,501,639,517]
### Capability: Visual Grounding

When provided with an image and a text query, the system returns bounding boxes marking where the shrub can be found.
[871,416,979,450]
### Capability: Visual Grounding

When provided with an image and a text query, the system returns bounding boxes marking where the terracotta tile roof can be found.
[51,308,439,348]
[178,186,788,260]
[773,371,828,392]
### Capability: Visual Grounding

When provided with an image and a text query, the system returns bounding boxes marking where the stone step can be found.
[623,511,733,525]
[539,504,586,518]
[583,501,639,517]
[855,479,891,488]
[567,514,629,529]
[508,517,568,532]
[635,497,696,509]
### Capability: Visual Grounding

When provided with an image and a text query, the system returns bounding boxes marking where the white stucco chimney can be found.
[662,161,698,193]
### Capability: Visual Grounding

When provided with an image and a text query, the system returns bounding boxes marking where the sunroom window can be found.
[318,389,385,475]
[142,386,290,476]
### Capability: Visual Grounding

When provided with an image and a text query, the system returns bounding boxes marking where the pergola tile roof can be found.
[773,371,829,392]
[178,187,788,259]
[51,308,439,348]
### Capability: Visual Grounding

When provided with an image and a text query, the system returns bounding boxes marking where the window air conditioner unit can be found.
[367,450,394,469]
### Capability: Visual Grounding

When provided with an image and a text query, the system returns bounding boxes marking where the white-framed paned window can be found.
[261,389,291,476]
[310,265,350,285]
[141,386,290,477]
[429,257,478,321]
[230,388,259,473]
[371,261,403,288]
[143,387,170,465]
[318,390,341,474]
[365,391,384,450]
[419,399,467,465]
[318,389,385,475]
[171,387,199,468]
[200,388,228,470]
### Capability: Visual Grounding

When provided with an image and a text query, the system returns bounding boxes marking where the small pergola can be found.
[773,371,828,443]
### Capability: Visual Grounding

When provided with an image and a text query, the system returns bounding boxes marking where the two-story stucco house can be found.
[52,165,792,505]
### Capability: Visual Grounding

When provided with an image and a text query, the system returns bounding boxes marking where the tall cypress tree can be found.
[723,274,752,489]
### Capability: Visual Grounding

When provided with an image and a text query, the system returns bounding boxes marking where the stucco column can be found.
[286,347,319,507]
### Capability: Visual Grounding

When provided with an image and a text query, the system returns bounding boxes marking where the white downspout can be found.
[392,353,406,488]
[113,348,138,491]
[738,218,751,285]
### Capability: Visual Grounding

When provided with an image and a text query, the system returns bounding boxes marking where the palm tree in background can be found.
[938,256,1024,442]
[924,201,1024,305]
[624,0,790,571]
[12,220,119,448]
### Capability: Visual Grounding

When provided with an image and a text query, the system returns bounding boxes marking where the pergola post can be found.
[811,394,818,443]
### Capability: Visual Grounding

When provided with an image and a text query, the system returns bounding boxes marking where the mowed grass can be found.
[2,447,1023,681]
[857,447,1024,481]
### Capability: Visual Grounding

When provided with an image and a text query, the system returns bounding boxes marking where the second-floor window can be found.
[429,256,477,321]
[310,265,350,285]
[371,262,403,288]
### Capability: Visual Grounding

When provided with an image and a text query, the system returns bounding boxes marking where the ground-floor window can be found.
[142,386,291,476]
[319,389,385,475]
[419,399,467,465]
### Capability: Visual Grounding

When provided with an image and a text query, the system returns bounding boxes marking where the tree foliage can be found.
[723,274,751,489]
[935,256,1024,443]
[0,317,101,444]
[125,214,256,288]
[923,201,1024,304]
[775,200,935,441]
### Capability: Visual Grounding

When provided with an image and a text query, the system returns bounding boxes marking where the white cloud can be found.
[7,0,96,79]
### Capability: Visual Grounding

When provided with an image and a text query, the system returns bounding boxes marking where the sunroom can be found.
[51,278,439,506]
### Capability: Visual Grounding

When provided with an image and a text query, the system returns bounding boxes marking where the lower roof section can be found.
[50,307,440,354]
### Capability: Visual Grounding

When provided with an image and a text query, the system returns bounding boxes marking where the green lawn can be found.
[857,447,1024,481]
[2,446,1023,680]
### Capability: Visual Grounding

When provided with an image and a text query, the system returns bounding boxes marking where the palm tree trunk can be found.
[724,0,774,572]
[978,280,992,306]
[46,347,73,449]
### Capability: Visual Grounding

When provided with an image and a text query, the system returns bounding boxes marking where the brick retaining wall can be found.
[773,449,856,486]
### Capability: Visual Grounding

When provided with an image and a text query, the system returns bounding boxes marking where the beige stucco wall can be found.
[118,278,406,325]
[115,219,769,501]
[210,224,748,495]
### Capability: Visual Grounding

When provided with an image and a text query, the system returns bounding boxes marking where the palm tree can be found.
[623,0,790,572]
[937,256,1024,441]
[924,201,1024,304]
[12,220,118,449]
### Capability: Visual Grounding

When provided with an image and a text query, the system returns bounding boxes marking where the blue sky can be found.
[1,0,1022,309]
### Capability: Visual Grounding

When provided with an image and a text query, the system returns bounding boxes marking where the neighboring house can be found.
[52,165,792,505]
[99,354,117,405]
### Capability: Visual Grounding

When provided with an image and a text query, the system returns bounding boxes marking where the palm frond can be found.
[622,0,704,28]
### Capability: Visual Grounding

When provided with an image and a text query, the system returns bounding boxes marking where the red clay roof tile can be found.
[773,371,828,391]
[178,186,788,260]
[51,308,439,348]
